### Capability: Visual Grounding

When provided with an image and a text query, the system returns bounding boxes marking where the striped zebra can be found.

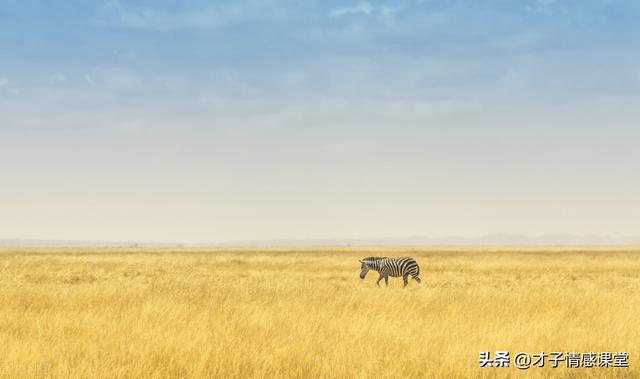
[359,256,422,287]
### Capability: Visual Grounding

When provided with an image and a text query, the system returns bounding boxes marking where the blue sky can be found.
[1,0,639,243]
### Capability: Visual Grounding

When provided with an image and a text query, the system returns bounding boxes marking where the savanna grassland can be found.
[1,247,639,378]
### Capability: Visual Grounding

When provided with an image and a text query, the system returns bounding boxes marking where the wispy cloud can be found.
[329,2,374,18]
[525,0,558,14]
[0,77,8,87]
[104,0,226,30]
[101,0,288,30]
[49,73,67,85]
[84,67,141,91]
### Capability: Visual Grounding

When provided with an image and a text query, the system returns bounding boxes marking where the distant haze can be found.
[1,1,639,244]
[2,235,640,248]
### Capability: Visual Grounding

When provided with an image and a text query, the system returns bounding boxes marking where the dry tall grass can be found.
[1,247,639,378]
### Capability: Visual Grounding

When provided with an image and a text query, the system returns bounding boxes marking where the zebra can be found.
[359,256,422,287]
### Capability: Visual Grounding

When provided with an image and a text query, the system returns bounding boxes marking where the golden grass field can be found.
[1,247,639,378]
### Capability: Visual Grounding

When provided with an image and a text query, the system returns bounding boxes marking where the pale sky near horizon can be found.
[1,0,639,243]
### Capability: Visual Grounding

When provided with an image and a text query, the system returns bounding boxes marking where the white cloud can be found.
[329,2,374,18]
[49,73,67,85]
[102,0,286,30]
[379,6,399,19]
[84,67,141,91]
[525,0,557,14]
[103,0,229,30]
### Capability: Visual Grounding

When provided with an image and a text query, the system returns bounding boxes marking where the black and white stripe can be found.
[359,256,422,287]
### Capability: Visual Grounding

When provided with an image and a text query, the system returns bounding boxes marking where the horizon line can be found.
[2,234,640,248]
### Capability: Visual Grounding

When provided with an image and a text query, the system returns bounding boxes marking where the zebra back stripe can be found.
[364,256,420,278]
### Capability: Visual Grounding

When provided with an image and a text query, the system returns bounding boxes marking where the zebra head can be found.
[359,258,376,279]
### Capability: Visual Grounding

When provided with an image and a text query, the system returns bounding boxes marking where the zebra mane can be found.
[363,256,387,263]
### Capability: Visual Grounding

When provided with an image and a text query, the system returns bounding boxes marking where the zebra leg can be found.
[403,275,409,287]
[384,276,389,286]
[376,274,384,287]
[413,275,421,283]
